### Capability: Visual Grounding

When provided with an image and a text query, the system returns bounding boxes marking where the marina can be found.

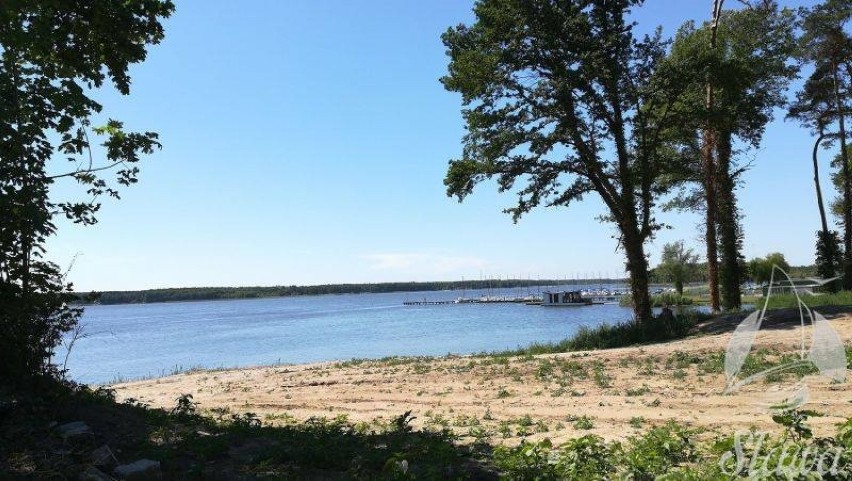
[402,287,629,306]
[402,296,539,305]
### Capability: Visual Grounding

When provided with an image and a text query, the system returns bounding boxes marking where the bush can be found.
[493,424,698,480]
[554,435,614,479]
[815,230,843,293]
[0,267,82,387]
[620,292,694,307]
[620,422,695,480]
[493,439,559,480]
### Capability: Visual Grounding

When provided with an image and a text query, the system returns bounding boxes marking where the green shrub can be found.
[629,416,645,428]
[170,393,198,419]
[625,385,651,397]
[230,412,261,429]
[620,292,695,307]
[592,363,612,388]
[572,415,595,430]
[493,440,558,480]
[620,422,695,480]
[553,435,615,480]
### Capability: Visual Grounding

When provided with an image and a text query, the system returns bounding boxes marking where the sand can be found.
[111,311,852,444]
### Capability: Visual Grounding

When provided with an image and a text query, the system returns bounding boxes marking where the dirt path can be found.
[113,312,852,444]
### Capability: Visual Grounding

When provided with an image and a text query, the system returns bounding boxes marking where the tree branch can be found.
[47,160,127,180]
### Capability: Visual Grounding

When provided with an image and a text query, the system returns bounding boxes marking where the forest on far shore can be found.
[76,278,592,305]
[77,262,818,305]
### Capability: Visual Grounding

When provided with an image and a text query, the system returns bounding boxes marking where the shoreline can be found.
[112,312,852,444]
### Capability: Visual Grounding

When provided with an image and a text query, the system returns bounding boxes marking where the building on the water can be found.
[541,290,592,306]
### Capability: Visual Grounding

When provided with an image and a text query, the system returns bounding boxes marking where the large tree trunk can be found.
[703,0,724,312]
[702,128,721,312]
[622,224,652,325]
[812,129,840,291]
[813,130,829,235]
[716,131,742,310]
[833,63,852,290]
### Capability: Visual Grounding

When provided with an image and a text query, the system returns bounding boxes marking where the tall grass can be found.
[744,291,852,310]
[494,310,710,356]
[619,292,695,307]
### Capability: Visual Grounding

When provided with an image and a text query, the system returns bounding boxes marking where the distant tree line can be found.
[77,278,626,305]
[651,242,818,292]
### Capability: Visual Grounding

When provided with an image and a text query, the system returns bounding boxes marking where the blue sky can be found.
[47,0,823,291]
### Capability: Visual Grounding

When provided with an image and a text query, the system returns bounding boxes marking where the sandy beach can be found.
[112,312,852,444]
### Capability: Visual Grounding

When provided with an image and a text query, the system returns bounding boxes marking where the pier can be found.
[403,296,540,306]
[403,291,624,306]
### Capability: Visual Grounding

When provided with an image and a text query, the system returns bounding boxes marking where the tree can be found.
[747,252,791,286]
[815,230,843,292]
[704,0,725,313]
[655,242,699,295]
[788,70,848,288]
[799,0,852,290]
[829,147,852,288]
[441,0,686,325]
[788,65,839,239]
[0,1,174,387]
[657,2,797,311]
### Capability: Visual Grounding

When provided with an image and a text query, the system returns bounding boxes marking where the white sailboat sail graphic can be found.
[724,267,847,410]
[810,307,847,382]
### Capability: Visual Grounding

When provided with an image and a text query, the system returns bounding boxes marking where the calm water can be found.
[62,285,641,384]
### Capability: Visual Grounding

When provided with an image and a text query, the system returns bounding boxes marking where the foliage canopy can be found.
[0,0,174,386]
[441,0,691,324]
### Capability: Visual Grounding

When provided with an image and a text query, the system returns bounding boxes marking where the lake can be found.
[61,284,643,384]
